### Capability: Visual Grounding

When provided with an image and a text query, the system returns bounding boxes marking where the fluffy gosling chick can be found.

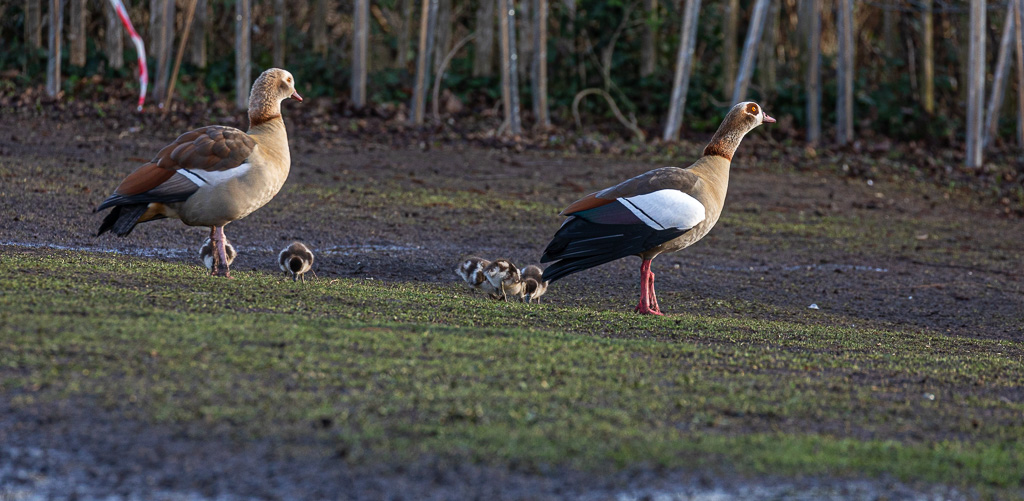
[455,256,501,296]
[484,258,523,301]
[199,237,236,272]
[520,265,549,303]
[279,241,314,282]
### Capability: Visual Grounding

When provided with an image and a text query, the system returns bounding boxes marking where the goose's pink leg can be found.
[634,259,662,315]
[210,225,232,278]
[648,269,662,314]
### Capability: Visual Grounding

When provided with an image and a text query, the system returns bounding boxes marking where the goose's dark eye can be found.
[748,104,759,115]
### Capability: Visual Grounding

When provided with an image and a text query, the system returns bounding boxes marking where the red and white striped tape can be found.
[108,0,148,111]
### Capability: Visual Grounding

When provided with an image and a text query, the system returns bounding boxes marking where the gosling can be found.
[484,258,523,301]
[456,256,501,298]
[279,242,314,282]
[199,237,236,272]
[520,265,549,303]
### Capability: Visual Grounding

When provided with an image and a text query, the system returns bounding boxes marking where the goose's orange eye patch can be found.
[747,104,759,115]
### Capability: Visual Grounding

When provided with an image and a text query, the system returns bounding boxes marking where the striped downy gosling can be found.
[199,237,236,272]
[483,258,523,301]
[279,241,314,282]
[520,265,549,303]
[456,256,501,296]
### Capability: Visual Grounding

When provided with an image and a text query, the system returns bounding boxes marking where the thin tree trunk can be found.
[531,0,549,126]
[662,0,701,141]
[312,0,327,55]
[433,0,451,73]
[518,0,532,81]
[640,0,657,77]
[498,0,522,134]
[273,0,286,68]
[984,10,1015,148]
[473,0,495,76]
[352,0,369,107]
[236,0,252,110]
[190,0,207,68]
[757,0,779,101]
[922,0,934,114]
[731,0,770,104]
[150,0,175,104]
[1015,0,1024,147]
[68,0,86,67]
[836,0,854,145]
[723,0,739,97]
[411,0,438,124]
[965,0,985,167]
[883,6,897,60]
[395,0,412,68]
[806,0,821,145]
[46,0,63,98]
[26,0,43,49]
[105,0,124,69]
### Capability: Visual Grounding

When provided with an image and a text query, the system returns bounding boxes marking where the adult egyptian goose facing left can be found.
[96,68,302,277]
[541,101,774,315]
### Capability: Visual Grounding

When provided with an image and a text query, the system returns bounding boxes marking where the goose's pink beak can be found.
[763,113,776,123]
[291,91,303,102]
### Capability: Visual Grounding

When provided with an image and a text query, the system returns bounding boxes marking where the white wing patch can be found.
[619,189,705,230]
[179,163,252,187]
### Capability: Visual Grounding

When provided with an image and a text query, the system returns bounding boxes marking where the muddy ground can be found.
[0,107,1021,499]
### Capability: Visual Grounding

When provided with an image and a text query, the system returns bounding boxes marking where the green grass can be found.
[2,248,1023,493]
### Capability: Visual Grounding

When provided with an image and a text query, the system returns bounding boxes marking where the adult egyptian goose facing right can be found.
[96,68,302,278]
[541,101,774,315]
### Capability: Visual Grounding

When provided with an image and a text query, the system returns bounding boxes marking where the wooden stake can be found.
[965,0,985,168]
[352,0,369,107]
[922,0,934,114]
[806,0,821,145]
[498,0,522,134]
[662,0,701,141]
[531,0,549,127]
[46,0,62,98]
[835,0,854,145]
[236,0,252,111]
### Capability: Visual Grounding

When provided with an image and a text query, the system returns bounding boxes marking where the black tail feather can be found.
[97,204,148,237]
[540,217,688,283]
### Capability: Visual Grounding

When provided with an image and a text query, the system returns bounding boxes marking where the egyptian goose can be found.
[96,68,303,277]
[541,101,774,315]
[279,241,314,282]
[520,265,548,303]
[199,237,236,272]
[456,256,500,297]
[484,259,523,301]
